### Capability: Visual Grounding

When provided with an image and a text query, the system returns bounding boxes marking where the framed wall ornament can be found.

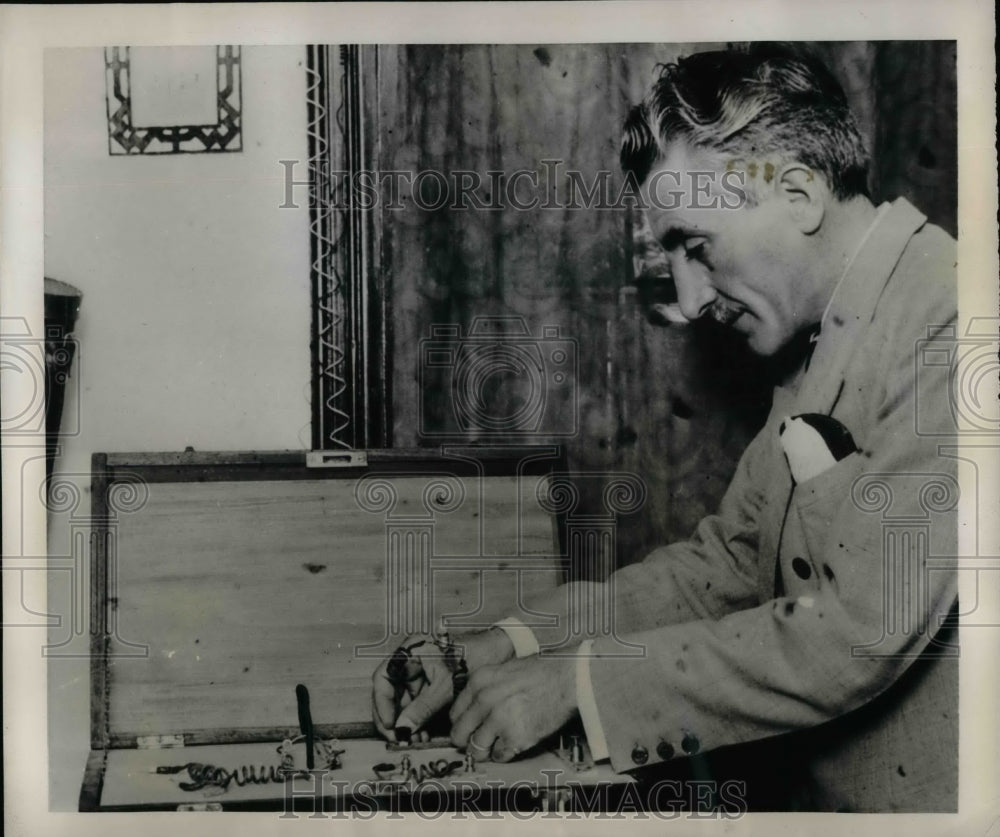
[104,45,242,155]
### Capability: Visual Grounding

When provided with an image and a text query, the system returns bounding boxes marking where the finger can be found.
[490,732,525,763]
[417,730,430,743]
[395,673,453,734]
[450,683,506,749]
[449,663,502,724]
[371,683,398,742]
[405,674,427,700]
[466,716,502,762]
[394,644,454,733]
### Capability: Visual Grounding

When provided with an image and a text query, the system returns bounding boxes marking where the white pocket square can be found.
[778,413,859,484]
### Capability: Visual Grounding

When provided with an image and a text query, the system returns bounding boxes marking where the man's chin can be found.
[743,326,783,357]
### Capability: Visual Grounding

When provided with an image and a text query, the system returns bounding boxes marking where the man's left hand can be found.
[448,654,577,762]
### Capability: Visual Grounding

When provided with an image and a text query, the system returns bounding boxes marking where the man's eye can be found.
[684,239,709,261]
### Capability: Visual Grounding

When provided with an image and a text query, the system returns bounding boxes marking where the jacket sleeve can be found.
[586,306,959,773]
[511,425,770,652]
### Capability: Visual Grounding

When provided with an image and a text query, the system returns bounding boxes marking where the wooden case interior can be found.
[84,449,583,808]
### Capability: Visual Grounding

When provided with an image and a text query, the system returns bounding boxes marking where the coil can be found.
[157,762,290,792]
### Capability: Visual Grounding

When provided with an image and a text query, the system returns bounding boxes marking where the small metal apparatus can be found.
[371,755,465,786]
[154,734,344,794]
[154,685,344,795]
[556,733,595,772]
[386,736,453,752]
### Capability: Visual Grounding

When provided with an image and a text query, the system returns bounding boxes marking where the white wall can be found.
[44,45,312,809]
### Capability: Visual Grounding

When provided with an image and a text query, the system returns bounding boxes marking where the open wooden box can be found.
[79,448,630,812]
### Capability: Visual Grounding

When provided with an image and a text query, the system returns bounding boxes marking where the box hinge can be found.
[306,450,368,469]
[177,803,223,812]
[136,734,186,749]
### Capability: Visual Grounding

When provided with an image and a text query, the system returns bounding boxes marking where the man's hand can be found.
[371,628,516,742]
[448,654,577,762]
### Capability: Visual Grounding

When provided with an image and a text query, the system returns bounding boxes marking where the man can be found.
[372,44,958,812]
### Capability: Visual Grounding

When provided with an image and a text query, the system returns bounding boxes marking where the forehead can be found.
[639,142,740,240]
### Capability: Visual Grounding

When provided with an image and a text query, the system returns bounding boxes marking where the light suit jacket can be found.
[518,198,959,811]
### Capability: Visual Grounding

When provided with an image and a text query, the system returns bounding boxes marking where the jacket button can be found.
[631,744,649,765]
[681,733,700,754]
[792,557,812,579]
[656,740,675,760]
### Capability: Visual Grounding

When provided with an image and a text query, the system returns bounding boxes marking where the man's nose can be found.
[671,258,718,321]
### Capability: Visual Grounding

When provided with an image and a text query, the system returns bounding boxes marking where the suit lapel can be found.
[764,199,927,599]
[792,198,928,417]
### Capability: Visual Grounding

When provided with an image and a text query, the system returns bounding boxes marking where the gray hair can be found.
[621,44,870,201]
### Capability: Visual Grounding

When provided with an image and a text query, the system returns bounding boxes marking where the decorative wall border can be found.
[307,45,391,450]
[104,45,243,155]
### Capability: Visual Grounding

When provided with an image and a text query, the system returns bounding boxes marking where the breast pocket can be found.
[792,450,867,561]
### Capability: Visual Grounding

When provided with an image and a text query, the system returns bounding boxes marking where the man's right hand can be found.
[371,627,516,742]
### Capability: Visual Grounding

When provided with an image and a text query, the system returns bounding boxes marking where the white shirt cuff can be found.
[576,639,610,761]
[493,617,540,658]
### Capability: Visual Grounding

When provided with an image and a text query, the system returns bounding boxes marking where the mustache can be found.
[634,275,745,327]
[706,297,745,326]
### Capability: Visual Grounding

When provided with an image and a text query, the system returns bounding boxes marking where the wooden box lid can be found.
[90,448,566,751]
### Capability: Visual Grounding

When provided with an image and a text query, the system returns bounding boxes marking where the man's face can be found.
[639,142,820,356]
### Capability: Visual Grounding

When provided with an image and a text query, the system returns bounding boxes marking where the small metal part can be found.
[277,739,295,771]
[464,753,476,773]
[386,736,451,752]
[372,761,398,781]
[306,450,368,468]
[436,617,450,645]
[554,733,595,772]
[374,755,464,786]
[137,734,186,749]
[316,738,345,770]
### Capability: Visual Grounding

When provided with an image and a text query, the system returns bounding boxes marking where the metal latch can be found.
[137,734,186,749]
[306,450,368,469]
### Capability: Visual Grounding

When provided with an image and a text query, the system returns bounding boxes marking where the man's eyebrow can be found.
[658,226,706,250]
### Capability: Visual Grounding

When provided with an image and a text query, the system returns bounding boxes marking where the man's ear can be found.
[776,163,825,235]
